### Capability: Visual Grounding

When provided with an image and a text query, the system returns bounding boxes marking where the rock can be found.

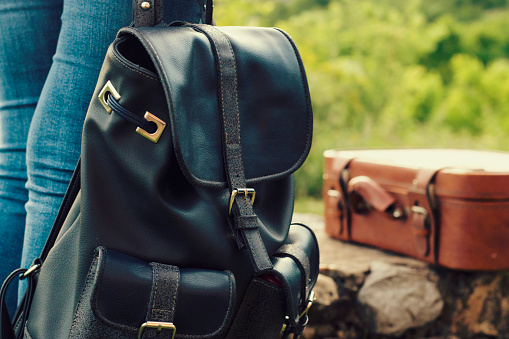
[308,274,353,325]
[357,261,444,336]
[314,274,339,306]
[447,272,509,337]
[292,213,509,339]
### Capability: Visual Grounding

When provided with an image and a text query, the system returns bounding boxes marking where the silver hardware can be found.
[20,263,41,280]
[98,80,121,114]
[281,290,316,334]
[392,207,404,219]
[136,112,167,143]
[140,1,151,10]
[229,188,256,215]
[411,205,428,215]
[138,321,176,339]
[299,290,316,318]
[327,189,340,198]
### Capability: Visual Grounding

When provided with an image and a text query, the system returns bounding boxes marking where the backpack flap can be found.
[115,24,313,188]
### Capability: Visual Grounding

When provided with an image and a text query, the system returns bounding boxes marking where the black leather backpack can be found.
[1,1,318,338]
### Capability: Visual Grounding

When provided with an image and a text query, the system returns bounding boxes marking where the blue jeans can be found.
[0,0,200,313]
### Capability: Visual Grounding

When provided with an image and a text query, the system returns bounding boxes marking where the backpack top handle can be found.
[132,0,214,27]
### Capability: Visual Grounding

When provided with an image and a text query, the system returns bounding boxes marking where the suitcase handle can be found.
[348,176,404,219]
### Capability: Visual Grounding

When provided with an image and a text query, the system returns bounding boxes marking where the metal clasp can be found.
[138,321,176,339]
[281,290,316,334]
[20,263,41,280]
[228,188,256,215]
[299,290,316,318]
[136,112,167,143]
[98,80,121,114]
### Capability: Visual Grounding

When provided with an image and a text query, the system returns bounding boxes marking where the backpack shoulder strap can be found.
[132,0,214,27]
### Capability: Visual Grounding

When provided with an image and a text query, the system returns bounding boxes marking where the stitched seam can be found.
[215,37,227,148]
[176,271,236,339]
[247,231,271,270]
[222,31,241,145]
[165,265,179,319]
[89,250,139,333]
[274,29,312,167]
[126,27,205,192]
[245,234,260,265]
[152,309,172,314]
[151,264,159,314]
[69,252,100,332]
[170,267,178,317]
[256,278,284,292]
[256,231,271,267]
[112,50,160,82]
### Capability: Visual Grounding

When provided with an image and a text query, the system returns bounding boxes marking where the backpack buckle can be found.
[138,321,176,339]
[229,188,256,215]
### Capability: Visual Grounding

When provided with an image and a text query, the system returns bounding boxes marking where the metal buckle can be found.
[138,321,176,339]
[136,112,167,143]
[228,188,256,215]
[98,80,121,114]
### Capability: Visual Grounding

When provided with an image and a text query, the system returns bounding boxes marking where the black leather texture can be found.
[24,23,315,339]
[119,25,313,188]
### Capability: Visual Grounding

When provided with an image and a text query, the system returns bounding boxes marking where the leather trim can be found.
[323,154,355,240]
[132,0,164,27]
[23,323,33,339]
[146,262,180,323]
[408,168,440,261]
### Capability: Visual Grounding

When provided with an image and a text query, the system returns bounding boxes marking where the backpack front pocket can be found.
[67,247,236,339]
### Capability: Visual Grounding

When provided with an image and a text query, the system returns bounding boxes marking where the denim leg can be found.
[20,0,133,301]
[0,0,63,314]
[20,0,202,302]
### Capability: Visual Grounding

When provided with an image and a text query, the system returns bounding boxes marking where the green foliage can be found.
[214,0,509,199]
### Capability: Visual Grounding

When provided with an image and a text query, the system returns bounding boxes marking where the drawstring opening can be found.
[105,92,158,134]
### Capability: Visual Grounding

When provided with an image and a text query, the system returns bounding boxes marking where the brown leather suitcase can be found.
[323,149,509,270]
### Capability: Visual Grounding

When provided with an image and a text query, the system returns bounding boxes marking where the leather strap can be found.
[143,263,180,339]
[331,156,355,239]
[133,0,213,27]
[275,245,311,295]
[206,0,213,24]
[190,24,272,272]
[146,263,179,323]
[408,168,440,262]
[132,0,164,27]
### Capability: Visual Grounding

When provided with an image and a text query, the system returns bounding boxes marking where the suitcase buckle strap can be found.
[138,321,176,339]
